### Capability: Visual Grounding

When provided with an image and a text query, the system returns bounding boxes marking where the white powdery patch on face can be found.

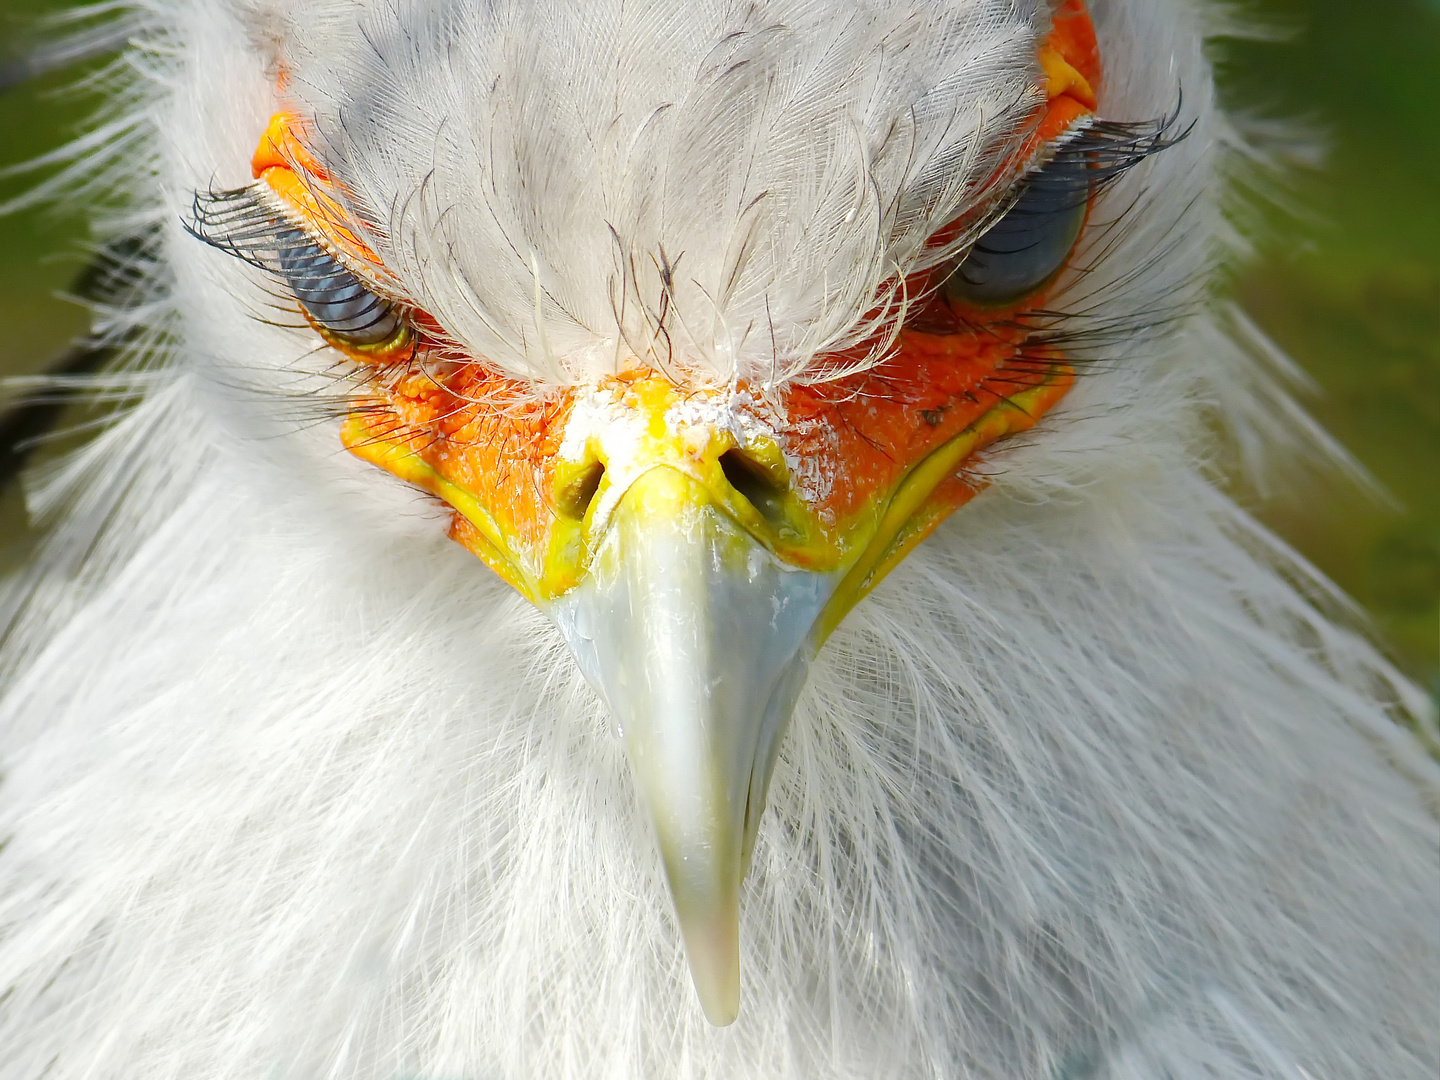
[663,389,777,451]
[675,388,845,517]
[555,378,843,522]
[555,388,646,530]
[561,380,842,519]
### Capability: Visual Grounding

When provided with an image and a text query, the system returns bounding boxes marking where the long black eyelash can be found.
[185,184,409,347]
[185,184,317,272]
[1013,104,1198,355]
[969,106,1192,235]
[918,105,1196,381]
[1045,104,1193,192]
[908,105,1192,327]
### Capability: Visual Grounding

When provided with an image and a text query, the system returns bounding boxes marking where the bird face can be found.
[191,0,1178,1024]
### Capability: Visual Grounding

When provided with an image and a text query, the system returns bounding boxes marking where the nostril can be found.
[719,449,787,526]
[559,461,605,520]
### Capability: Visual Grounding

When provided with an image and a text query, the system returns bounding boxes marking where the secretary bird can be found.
[0,0,1435,1076]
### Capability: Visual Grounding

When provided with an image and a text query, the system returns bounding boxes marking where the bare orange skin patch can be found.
[257,2,1100,612]
[252,114,386,275]
[1042,0,1102,117]
[339,334,1071,605]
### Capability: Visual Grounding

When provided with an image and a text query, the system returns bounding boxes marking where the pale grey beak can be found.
[550,466,833,1025]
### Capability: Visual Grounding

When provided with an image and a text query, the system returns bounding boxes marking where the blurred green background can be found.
[0,0,1437,688]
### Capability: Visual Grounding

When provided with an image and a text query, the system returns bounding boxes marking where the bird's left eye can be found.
[940,152,1090,307]
[186,184,412,355]
[275,239,409,350]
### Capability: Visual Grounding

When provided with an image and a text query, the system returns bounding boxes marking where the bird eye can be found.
[186,184,412,354]
[275,239,409,350]
[940,152,1090,307]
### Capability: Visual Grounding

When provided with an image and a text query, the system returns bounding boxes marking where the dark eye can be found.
[275,239,408,349]
[940,153,1090,307]
[186,185,413,353]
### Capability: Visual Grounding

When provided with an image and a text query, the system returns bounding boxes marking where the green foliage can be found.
[1228,0,1440,683]
[0,1,93,379]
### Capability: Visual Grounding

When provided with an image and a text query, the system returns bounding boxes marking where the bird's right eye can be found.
[940,153,1090,308]
[274,238,409,351]
[935,114,1186,311]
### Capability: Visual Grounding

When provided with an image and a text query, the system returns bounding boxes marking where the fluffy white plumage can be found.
[0,0,1436,1077]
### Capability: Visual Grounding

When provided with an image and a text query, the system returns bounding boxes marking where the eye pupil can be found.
[276,241,406,348]
[942,154,1090,306]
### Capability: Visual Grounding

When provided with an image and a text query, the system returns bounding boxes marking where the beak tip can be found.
[694,972,742,1028]
[698,986,741,1028]
[679,908,742,1027]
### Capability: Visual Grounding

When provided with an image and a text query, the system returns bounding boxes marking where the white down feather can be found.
[0,0,1435,1078]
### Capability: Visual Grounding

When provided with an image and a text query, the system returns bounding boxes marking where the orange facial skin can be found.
[1040,0,1101,130]
[254,1,1101,612]
[251,113,390,280]
[337,333,1071,606]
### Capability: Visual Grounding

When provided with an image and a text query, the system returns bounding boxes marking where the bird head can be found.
[188,0,1181,1025]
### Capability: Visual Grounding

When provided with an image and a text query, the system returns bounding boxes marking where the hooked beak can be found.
[551,466,832,1025]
